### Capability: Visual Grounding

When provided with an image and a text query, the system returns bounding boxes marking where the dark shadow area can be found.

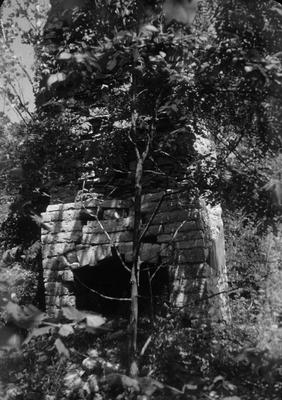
[72,255,170,318]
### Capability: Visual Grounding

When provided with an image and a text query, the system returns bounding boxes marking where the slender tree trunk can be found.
[148,270,155,324]
[129,156,143,377]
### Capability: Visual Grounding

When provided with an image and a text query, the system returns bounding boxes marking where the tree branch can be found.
[79,201,131,274]
[74,273,131,301]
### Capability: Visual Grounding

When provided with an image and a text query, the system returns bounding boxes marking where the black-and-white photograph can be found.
[0,0,282,399]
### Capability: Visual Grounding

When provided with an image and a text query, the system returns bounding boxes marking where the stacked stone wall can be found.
[41,191,228,319]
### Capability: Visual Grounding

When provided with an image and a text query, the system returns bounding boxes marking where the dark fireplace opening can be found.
[72,255,170,317]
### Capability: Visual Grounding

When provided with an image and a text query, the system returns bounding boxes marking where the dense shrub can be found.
[223,209,267,327]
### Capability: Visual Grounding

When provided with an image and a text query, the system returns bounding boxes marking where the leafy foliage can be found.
[1,0,282,398]
[5,0,279,213]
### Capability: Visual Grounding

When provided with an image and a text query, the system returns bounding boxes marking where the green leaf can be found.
[222,397,241,400]
[47,72,67,88]
[0,325,24,350]
[58,324,74,337]
[6,302,45,330]
[61,306,85,322]
[85,315,106,329]
[107,58,117,71]
[54,338,70,358]
[142,24,159,33]
[271,5,282,16]
[28,325,54,339]
[58,52,72,60]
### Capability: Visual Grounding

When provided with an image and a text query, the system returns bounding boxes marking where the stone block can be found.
[42,209,81,223]
[56,295,76,307]
[77,247,96,266]
[156,230,204,243]
[103,209,128,219]
[46,203,77,212]
[45,295,58,306]
[140,200,176,214]
[52,221,83,233]
[63,251,78,264]
[143,210,187,225]
[82,217,134,234]
[145,221,199,237]
[176,248,207,264]
[81,231,133,245]
[42,243,76,258]
[160,243,174,257]
[162,221,200,233]
[41,224,52,234]
[43,257,63,270]
[58,270,74,281]
[116,242,133,262]
[41,230,82,244]
[77,244,115,266]
[84,198,132,209]
[140,243,161,263]
[153,209,202,224]
[174,239,205,249]
[80,233,108,245]
[43,270,59,281]
[46,305,60,318]
[141,197,198,214]
[171,263,208,280]
[141,192,166,203]
[141,191,201,206]
[144,224,165,236]
[44,282,70,296]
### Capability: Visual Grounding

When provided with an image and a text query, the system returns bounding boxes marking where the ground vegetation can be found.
[1,0,282,399]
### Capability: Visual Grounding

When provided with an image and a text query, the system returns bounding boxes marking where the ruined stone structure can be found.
[41,191,230,321]
[39,0,230,322]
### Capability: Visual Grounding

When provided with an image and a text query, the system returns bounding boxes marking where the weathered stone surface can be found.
[141,191,200,206]
[42,209,81,223]
[206,204,231,322]
[45,295,58,306]
[46,203,77,212]
[43,268,59,280]
[43,257,64,270]
[156,230,204,243]
[103,209,128,219]
[171,263,209,279]
[141,192,166,203]
[58,270,74,281]
[84,198,132,209]
[47,198,132,211]
[56,296,76,307]
[144,210,198,225]
[140,243,161,263]
[176,248,208,264]
[65,251,79,264]
[46,295,76,307]
[42,243,77,258]
[44,221,83,233]
[43,254,80,270]
[141,197,199,214]
[117,242,134,262]
[42,230,83,244]
[45,282,70,295]
[82,217,134,234]
[175,239,205,249]
[41,191,227,320]
[146,221,200,237]
[77,247,97,266]
[76,243,131,266]
[160,243,174,258]
[47,307,61,319]
[81,231,133,245]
